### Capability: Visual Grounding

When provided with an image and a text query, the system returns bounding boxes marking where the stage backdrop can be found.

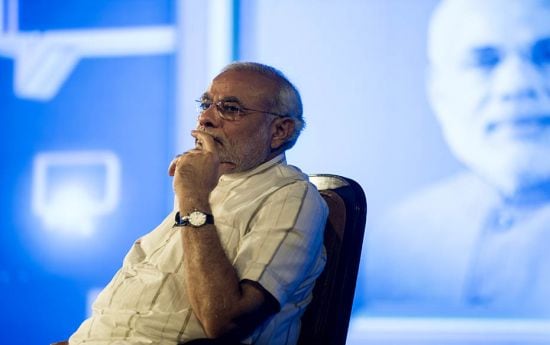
[2,0,549,344]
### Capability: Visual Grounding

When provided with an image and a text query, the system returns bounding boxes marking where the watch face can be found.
[189,211,207,227]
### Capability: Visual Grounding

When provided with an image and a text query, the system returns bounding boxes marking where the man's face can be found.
[196,70,280,174]
[429,0,550,195]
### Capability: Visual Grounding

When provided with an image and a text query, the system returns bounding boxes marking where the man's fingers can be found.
[192,130,217,153]
[168,155,181,176]
[168,147,208,176]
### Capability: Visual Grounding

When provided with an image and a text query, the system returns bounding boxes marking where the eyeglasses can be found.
[195,99,288,121]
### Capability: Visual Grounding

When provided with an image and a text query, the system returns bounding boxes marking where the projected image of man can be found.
[364,0,550,316]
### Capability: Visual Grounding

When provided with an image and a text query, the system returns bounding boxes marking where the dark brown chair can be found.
[297,174,367,345]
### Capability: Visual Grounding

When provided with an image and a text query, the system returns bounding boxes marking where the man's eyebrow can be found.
[470,46,499,55]
[199,93,242,103]
[220,96,242,103]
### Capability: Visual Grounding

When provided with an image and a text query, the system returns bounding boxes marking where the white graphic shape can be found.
[32,151,121,236]
[0,0,176,100]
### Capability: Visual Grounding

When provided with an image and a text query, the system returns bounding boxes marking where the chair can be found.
[297,174,367,345]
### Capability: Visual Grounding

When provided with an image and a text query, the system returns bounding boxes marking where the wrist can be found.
[177,196,211,214]
[174,210,214,228]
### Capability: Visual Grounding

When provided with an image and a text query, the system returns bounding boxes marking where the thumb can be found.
[168,155,181,176]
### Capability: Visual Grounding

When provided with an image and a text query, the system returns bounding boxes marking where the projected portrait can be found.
[364,0,550,316]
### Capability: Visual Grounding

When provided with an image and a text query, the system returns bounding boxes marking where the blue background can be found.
[1,0,175,343]
[2,0,548,344]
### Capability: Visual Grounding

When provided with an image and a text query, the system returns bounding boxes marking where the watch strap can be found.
[174,211,214,227]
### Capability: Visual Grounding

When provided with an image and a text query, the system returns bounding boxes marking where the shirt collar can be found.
[219,153,286,183]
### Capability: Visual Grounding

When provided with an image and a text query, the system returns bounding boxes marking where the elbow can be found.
[200,310,268,340]
[201,317,235,339]
[192,300,241,339]
[203,327,227,340]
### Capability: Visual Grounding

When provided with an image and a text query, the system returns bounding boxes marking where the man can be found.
[364,0,550,316]
[67,62,328,344]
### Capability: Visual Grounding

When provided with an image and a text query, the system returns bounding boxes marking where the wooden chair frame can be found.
[297,174,367,345]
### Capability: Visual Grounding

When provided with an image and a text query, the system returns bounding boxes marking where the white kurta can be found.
[69,154,328,345]
[364,171,550,317]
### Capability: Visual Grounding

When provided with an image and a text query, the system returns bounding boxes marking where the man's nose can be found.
[197,105,221,128]
[491,53,548,103]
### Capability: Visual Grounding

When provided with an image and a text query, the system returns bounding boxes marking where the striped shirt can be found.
[69,154,328,345]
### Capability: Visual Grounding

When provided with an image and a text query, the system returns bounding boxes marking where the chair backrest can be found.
[297,174,367,345]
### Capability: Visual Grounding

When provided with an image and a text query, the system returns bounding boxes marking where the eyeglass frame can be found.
[195,97,289,121]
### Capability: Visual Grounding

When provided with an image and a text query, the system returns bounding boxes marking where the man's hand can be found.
[170,130,221,212]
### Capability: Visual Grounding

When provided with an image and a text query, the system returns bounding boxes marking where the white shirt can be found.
[69,154,328,344]
[364,171,550,317]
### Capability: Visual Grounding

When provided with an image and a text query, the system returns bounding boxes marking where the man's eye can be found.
[221,104,241,114]
[467,47,501,70]
[533,38,550,65]
[199,101,211,110]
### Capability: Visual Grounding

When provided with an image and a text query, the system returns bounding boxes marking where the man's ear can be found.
[270,117,296,150]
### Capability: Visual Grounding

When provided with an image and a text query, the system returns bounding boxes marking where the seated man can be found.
[67,62,328,344]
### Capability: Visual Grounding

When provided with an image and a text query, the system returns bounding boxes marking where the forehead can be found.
[430,0,550,63]
[206,70,279,103]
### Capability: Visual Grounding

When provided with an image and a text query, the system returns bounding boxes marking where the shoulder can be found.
[365,171,495,265]
[251,160,326,207]
[385,171,494,228]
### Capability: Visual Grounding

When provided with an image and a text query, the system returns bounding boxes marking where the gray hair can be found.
[221,61,305,151]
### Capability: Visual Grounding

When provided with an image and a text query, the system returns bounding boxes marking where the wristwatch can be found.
[174,210,214,228]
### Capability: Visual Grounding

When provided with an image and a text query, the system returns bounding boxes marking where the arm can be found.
[170,131,278,340]
[180,224,278,339]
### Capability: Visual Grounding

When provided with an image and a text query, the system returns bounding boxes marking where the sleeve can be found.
[233,181,328,305]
